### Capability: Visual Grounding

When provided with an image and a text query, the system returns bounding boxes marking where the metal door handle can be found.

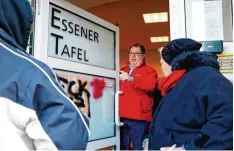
[115,91,124,127]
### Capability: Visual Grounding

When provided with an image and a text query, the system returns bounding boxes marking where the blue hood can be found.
[161,38,220,71]
[0,0,33,50]
[171,51,220,71]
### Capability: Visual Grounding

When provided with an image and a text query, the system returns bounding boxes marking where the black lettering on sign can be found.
[88,30,93,41]
[51,33,63,55]
[57,75,91,117]
[81,26,87,39]
[51,7,61,29]
[77,48,82,60]
[84,50,89,62]
[62,19,68,31]
[71,46,76,58]
[75,24,80,36]
[61,45,71,57]
[68,22,74,33]
[94,32,99,43]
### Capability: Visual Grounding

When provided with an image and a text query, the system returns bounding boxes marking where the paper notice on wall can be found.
[192,1,223,41]
[204,1,223,41]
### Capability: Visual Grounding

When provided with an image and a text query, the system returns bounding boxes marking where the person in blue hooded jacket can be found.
[0,0,89,150]
[143,38,233,150]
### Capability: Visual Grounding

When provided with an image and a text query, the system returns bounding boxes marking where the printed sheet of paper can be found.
[192,1,223,41]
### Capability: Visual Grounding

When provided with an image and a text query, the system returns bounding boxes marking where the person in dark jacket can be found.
[0,0,89,150]
[143,38,233,150]
[119,43,158,150]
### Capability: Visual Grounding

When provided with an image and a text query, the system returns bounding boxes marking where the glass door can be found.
[33,0,121,150]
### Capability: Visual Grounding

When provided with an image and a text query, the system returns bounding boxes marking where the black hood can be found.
[0,0,33,50]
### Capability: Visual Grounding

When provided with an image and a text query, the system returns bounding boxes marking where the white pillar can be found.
[169,0,186,40]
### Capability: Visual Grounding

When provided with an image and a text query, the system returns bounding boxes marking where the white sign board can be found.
[191,1,223,41]
[204,1,223,41]
[48,3,115,70]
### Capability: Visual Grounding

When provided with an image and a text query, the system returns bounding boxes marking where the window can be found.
[185,0,233,42]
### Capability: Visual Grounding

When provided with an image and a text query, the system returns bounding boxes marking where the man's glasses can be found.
[129,53,144,56]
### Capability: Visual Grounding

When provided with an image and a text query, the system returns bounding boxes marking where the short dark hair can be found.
[129,43,145,54]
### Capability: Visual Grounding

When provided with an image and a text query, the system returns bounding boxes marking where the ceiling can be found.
[66,0,170,51]
[66,0,121,9]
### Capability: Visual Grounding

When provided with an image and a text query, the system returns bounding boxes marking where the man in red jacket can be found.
[119,43,158,150]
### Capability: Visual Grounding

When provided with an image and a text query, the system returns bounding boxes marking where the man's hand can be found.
[119,70,132,81]
[143,140,149,151]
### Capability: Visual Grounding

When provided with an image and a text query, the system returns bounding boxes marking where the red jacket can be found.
[119,63,158,121]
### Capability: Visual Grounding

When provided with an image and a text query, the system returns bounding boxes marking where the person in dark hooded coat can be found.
[0,0,89,150]
[143,38,233,150]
